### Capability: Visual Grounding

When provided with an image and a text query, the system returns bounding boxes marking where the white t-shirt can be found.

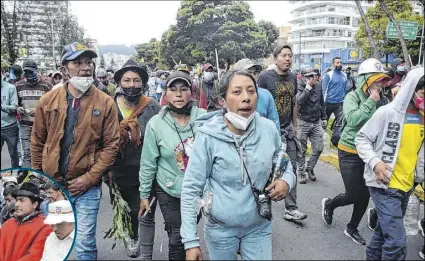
[40,229,75,261]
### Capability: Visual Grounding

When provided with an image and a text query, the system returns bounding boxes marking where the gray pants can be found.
[283,133,298,211]
[19,124,32,169]
[296,119,324,172]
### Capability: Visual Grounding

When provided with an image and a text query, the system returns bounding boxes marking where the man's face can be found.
[52,222,75,240]
[97,75,107,84]
[247,66,261,82]
[5,194,16,205]
[53,75,62,85]
[46,188,64,203]
[65,55,94,78]
[275,47,292,72]
[14,196,38,218]
[333,59,342,68]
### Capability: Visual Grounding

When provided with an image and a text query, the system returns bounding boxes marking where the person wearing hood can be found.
[321,58,391,245]
[139,71,206,260]
[355,67,424,260]
[15,60,52,172]
[110,59,161,258]
[31,42,120,260]
[97,68,117,96]
[233,58,280,132]
[0,182,53,261]
[181,70,295,260]
[198,63,220,111]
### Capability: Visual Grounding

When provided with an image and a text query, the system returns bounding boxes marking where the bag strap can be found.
[232,142,261,195]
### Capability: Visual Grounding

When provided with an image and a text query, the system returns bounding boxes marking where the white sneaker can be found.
[283,209,307,221]
[126,238,140,258]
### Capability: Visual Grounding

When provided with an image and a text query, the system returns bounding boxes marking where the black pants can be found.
[0,123,19,168]
[326,102,343,128]
[327,150,370,230]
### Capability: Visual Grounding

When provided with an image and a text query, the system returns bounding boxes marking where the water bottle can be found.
[404,193,420,236]
[322,131,331,157]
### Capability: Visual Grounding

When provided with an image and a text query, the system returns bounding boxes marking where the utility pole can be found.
[419,19,424,65]
[299,32,302,71]
[49,12,55,68]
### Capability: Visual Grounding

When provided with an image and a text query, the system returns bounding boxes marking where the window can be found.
[348,31,352,37]
[328,5,336,12]
[353,18,360,27]
[328,17,336,24]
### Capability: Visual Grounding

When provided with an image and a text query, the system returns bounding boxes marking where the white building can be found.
[102,53,132,71]
[288,1,373,68]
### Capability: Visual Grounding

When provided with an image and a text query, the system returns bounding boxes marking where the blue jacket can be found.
[1,80,18,128]
[257,87,280,132]
[322,69,347,104]
[180,111,295,249]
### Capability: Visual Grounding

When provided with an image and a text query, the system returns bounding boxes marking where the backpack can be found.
[330,91,359,147]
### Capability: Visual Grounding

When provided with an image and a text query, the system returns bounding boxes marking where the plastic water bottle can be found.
[404,194,420,236]
[322,131,331,157]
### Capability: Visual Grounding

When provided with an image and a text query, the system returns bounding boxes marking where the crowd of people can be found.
[0,40,424,261]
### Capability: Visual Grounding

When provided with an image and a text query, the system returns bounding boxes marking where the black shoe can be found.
[344,228,366,245]
[419,219,425,237]
[321,198,333,225]
[367,208,378,232]
[306,169,316,181]
[299,171,307,184]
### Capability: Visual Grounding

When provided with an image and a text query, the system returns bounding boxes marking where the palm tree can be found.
[355,0,380,59]
[378,0,411,67]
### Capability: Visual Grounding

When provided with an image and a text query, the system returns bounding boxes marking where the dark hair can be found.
[332,57,342,63]
[273,44,292,58]
[44,181,61,191]
[416,76,424,92]
[28,196,42,211]
[3,186,18,197]
[218,70,257,99]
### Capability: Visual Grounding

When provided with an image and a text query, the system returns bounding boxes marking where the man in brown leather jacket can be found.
[31,42,120,260]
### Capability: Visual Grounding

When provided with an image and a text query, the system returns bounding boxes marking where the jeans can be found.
[1,123,19,168]
[139,181,158,260]
[156,184,185,260]
[205,219,272,260]
[296,119,324,172]
[283,133,298,211]
[366,187,411,261]
[71,185,101,260]
[18,123,32,169]
[327,150,369,230]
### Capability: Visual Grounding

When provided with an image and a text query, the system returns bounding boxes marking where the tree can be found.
[258,20,279,57]
[110,57,116,71]
[355,0,379,59]
[1,1,20,64]
[160,0,271,68]
[355,0,423,65]
[134,38,161,70]
[100,54,106,69]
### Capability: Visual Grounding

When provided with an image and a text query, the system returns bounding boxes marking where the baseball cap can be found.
[61,42,97,65]
[233,58,262,72]
[166,71,192,88]
[22,60,38,71]
[301,67,316,77]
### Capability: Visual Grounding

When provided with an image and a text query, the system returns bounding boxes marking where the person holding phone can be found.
[138,71,206,260]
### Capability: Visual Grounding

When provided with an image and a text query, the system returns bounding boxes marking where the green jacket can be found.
[139,106,206,199]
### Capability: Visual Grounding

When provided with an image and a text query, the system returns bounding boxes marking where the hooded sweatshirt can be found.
[180,111,295,250]
[1,80,18,128]
[139,105,206,199]
[355,67,424,190]
[338,72,390,154]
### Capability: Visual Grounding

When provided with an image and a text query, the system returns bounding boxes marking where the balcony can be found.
[290,8,360,23]
[291,22,353,32]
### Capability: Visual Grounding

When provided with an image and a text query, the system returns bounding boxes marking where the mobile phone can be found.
[140,196,156,218]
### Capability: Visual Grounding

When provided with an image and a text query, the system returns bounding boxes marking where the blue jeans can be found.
[71,185,101,260]
[18,123,32,168]
[1,122,19,168]
[204,220,272,260]
[367,187,411,261]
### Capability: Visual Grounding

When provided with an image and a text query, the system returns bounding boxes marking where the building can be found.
[288,1,374,71]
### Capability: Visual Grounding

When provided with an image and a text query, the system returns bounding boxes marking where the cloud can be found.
[70,1,292,45]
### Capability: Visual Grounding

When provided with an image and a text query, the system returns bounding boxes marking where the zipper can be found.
[65,99,82,187]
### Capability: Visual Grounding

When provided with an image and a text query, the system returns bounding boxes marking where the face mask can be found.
[335,65,343,71]
[203,72,214,83]
[224,110,255,131]
[168,100,192,115]
[413,93,424,112]
[69,76,94,94]
[346,72,351,78]
[122,87,142,103]
[24,71,39,85]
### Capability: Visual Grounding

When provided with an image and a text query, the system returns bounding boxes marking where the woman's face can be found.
[120,71,142,89]
[225,74,258,118]
[166,81,191,108]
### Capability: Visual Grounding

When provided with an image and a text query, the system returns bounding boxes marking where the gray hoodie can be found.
[1,80,18,128]
[355,67,424,189]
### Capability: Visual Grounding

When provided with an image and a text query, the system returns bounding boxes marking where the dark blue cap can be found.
[61,42,97,65]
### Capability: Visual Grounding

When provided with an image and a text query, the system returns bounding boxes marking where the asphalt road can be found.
[1,145,423,260]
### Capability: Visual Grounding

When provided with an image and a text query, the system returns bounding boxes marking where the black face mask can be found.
[168,101,192,116]
[346,72,351,78]
[335,65,343,71]
[122,87,142,103]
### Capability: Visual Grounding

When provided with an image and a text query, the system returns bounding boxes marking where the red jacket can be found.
[0,213,52,261]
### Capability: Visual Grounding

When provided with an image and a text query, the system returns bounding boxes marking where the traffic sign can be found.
[386,20,419,40]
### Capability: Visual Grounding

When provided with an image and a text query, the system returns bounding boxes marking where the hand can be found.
[186,247,203,261]
[292,126,298,137]
[266,179,290,201]
[138,199,151,217]
[374,162,391,185]
[369,89,381,102]
[26,109,35,117]
[68,175,91,196]
[322,120,327,129]
[17,107,24,114]
[306,77,316,87]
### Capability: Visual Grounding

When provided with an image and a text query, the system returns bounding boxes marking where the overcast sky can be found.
[70,1,293,45]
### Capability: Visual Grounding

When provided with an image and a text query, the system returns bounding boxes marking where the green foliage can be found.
[134,38,161,70]
[99,54,106,69]
[355,0,423,62]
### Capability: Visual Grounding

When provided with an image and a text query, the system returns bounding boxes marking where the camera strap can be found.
[232,141,260,195]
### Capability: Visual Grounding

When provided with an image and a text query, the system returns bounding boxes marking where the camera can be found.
[252,188,273,221]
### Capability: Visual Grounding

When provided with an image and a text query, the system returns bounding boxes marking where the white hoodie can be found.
[355,67,424,189]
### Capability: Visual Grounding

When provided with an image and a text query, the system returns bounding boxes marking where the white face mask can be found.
[69,76,94,94]
[224,111,255,131]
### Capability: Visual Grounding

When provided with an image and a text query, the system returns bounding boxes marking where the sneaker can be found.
[283,209,307,221]
[126,238,140,258]
[419,246,424,259]
[419,219,425,237]
[344,228,366,245]
[321,198,333,225]
[298,171,307,184]
[367,208,378,232]
[306,169,317,181]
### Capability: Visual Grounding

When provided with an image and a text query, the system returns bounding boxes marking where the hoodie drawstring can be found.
[233,136,247,186]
